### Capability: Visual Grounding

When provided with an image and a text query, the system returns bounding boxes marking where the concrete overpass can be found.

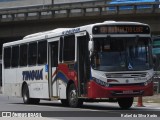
[0,1,160,44]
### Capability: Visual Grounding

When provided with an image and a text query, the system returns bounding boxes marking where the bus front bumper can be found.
[87,81,153,98]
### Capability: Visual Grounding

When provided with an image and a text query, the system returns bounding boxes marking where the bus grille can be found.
[109,83,144,87]
[106,72,147,78]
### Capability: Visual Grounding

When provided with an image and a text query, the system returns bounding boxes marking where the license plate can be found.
[123,90,133,94]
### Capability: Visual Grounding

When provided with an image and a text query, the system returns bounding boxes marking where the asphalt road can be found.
[0,94,160,120]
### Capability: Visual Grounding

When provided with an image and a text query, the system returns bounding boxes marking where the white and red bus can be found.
[2,21,154,109]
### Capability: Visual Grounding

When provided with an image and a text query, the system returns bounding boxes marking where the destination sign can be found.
[92,25,150,34]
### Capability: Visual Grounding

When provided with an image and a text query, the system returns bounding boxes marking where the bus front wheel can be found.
[67,84,83,107]
[117,97,133,109]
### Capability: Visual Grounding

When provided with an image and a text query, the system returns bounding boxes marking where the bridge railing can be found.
[0,1,160,22]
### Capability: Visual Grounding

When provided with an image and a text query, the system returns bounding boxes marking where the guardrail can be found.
[0,1,160,22]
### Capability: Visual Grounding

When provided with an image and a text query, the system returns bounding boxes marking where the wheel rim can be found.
[69,89,77,105]
[23,93,27,102]
[23,87,29,102]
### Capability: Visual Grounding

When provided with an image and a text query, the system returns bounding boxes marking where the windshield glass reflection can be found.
[91,37,152,71]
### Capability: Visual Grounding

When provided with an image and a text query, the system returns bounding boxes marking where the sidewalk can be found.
[135,94,160,103]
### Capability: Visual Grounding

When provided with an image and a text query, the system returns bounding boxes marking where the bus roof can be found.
[3,21,149,47]
[3,28,69,47]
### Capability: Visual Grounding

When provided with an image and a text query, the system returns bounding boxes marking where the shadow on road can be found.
[8,101,144,111]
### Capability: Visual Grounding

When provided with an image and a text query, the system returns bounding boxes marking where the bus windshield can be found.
[91,37,152,71]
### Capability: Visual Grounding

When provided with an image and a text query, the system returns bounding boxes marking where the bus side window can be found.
[4,47,11,68]
[38,41,47,65]
[11,46,19,67]
[28,42,37,66]
[63,35,75,61]
[20,44,28,67]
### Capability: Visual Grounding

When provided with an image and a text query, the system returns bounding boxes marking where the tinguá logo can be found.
[22,69,43,80]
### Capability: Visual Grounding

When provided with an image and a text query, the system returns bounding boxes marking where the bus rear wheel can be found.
[117,97,133,109]
[22,84,40,104]
[67,84,83,108]
[22,84,31,104]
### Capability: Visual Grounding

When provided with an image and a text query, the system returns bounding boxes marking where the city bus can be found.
[2,21,154,109]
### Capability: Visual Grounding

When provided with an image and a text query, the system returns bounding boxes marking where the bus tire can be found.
[22,84,32,104]
[67,84,83,108]
[117,97,133,109]
[22,84,40,104]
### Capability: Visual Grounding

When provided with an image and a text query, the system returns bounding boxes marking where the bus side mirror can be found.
[88,41,94,52]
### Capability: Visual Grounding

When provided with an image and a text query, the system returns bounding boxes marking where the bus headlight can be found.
[105,83,109,87]
[144,78,153,86]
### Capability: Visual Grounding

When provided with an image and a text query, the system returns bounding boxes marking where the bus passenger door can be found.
[75,32,90,96]
[48,39,59,98]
